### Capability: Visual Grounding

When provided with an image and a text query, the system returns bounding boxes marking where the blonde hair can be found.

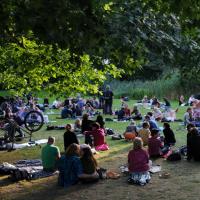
[133,137,143,150]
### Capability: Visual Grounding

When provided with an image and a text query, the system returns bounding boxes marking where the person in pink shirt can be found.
[128,137,150,185]
[84,122,109,151]
[148,129,163,158]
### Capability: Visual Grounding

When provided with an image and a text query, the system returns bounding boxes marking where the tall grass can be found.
[109,74,183,100]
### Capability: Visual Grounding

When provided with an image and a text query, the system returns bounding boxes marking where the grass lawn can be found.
[1,98,199,200]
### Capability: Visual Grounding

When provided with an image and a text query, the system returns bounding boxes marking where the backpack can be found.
[167,151,181,161]
[106,128,115,135]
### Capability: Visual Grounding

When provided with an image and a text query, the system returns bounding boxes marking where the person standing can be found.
[103,85,113,115]
[41,136,61,172]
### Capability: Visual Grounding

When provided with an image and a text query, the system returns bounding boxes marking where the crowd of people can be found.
[0,95,45,139]
[1,91,200,188]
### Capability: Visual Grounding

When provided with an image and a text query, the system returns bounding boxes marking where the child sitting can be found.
[138,122,151,146]
[124,120,137,141]
[128,137,151,185]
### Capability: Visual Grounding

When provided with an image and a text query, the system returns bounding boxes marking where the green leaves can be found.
[0,37,121,96]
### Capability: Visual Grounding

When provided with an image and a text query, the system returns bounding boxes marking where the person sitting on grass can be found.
[186,124,200,161]
[128,137,151,186]
[138,122,151,146]
[81,113,93,134]
[96,115,105,129]
[148,129,163,158]
[124,120,137,141]
[124,104,131,118]
[64,124,79,151]
[84,122,108,151]
[117,106,126,121]
[74,118,82,135]
[57,143,99,187]
[163,122,176,147]
[131,106,142,120]
[183,107,193,126]
[80,145,99,183]
[144,115,159,131]
[153,107,163,121]
[41,136,61,172]
[61,105,73,119]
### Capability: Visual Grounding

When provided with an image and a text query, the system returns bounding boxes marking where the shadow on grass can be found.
[13,179,99,200]
[0,175,15,187]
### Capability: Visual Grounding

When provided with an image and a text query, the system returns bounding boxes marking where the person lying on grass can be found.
[128,137,151,186]
[57,143,99,187]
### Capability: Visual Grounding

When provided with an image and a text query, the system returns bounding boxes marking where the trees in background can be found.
[0,0,199,95]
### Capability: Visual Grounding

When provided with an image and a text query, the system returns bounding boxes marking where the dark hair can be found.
[147,112,153,117]
[142,122,149,128]
[187,107,192,112]
[144,115,150,120]
[96,115,105,128]
[187,123,195,131]
[190,127,199,136]
[151,128,159,136]
[66,143,80,156]
[163,122,170,129]
[96,115,104,123]
[65,124,72,130]
[81,147,97,168]
[82,113,89,121]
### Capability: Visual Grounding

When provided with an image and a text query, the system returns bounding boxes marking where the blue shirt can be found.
[57,155,83,187]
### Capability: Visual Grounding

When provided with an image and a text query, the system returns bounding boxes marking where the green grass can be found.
[0,98,187,163]
[0,98,193,200]
[109,74,184,99]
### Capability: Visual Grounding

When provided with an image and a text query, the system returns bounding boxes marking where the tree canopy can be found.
[0,0,199,95]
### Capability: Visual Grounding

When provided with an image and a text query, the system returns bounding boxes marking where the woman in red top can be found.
[84,122,109,151]
[128,137,150,185]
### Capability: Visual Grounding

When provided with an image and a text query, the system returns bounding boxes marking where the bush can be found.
[109,74,183,100]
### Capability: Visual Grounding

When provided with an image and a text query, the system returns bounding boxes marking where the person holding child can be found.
[128,137,151,185]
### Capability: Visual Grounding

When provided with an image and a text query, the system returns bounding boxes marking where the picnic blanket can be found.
[0,159,58,181]
[2,139,48,150]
